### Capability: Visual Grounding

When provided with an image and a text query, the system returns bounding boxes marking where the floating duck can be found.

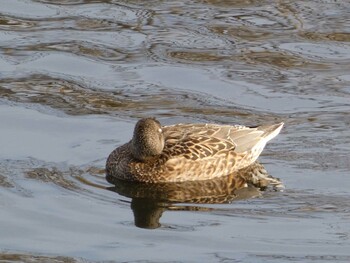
[106,118,283,183]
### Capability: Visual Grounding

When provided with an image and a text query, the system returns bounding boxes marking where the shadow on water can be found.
[107,161,283,229]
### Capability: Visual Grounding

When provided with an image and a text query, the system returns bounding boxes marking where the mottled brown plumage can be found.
[106,118,284,183]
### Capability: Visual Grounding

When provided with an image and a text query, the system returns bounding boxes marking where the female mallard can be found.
[106,118,283,183]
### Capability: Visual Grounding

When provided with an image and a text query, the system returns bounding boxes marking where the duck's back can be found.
[162,122,283,155]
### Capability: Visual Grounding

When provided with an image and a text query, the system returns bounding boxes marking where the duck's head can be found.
[131,118,165,161]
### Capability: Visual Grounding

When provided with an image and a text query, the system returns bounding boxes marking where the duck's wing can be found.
[162,122,284,160]
[162,123,236,160]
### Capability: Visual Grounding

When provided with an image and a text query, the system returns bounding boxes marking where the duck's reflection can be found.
[107,162,283,229]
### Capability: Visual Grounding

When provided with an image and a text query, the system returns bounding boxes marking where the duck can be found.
[106,118,283,183]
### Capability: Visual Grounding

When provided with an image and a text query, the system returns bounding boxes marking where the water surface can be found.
[1,0,350,262]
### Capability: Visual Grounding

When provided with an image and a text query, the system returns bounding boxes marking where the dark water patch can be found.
[0,16,37,30]
[0,252,86,263]
[1,41,126,62]
[238,50,330,69]
[167,49,229,63]
[25,167,82,191]
[0,175,13,188]
[300,31,350,42]
[210,24,272,41]
[0,16,131,32]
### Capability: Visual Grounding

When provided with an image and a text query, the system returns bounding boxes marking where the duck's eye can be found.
[158,128,162,133]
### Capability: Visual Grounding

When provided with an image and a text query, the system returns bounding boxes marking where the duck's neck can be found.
[130,139,162,162]
[131,141,147,161]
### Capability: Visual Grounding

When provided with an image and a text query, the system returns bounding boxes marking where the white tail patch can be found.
[262,122,284,142]
[233,122,284,154]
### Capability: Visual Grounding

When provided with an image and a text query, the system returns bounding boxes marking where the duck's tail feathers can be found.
[259,122,284,142]
[233,122,284,153]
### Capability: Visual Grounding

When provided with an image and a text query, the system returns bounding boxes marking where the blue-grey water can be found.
[1,0,350,262]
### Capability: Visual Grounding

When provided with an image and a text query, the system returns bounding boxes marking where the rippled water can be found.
[1,0,350,262]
